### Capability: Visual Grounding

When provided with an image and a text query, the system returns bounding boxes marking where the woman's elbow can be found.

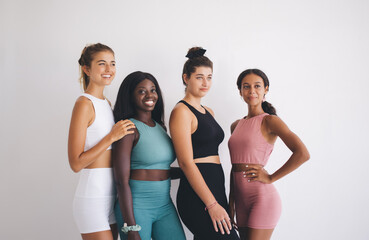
[177,160,194,173]
[114,175,129,189]
[177,160,188,170]
[299,149,310,163]
[115,180,130,195]
[70,163,82,173]
[303,150,310,162]
[69,158,83,173]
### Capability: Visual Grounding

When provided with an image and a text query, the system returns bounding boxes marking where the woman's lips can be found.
[144,100,155,107]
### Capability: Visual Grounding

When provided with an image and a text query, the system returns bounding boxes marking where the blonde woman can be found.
[68,43,135,240]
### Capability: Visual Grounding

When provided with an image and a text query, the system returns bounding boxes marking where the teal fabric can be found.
[130,118,175,170]
[115,179,186,240]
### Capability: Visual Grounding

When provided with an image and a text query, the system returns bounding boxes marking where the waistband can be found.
[129,179,171,208]
[75,168,115,198]
[232,163,263,172]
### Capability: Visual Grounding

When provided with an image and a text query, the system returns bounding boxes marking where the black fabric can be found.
[177,163,240,240]
[179,100,225,159]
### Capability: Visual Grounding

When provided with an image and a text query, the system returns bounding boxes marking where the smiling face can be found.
[83,51,116,87]
[133,79,158,113]
[240,73,268,107]
[183,66,212,98]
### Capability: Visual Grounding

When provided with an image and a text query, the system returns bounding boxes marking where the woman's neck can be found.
[247,105,265,118]
[134,111,154,126]
[85,84,105,100]
[183,94,202,108]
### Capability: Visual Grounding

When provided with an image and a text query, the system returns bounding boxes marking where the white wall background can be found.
[1,0,369,239]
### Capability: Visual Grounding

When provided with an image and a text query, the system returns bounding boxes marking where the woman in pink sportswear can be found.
[228,69,310,240]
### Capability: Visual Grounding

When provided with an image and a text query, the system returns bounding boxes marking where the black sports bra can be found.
[179,100,224,159]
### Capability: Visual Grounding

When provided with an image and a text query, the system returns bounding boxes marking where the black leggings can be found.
[177,163,240,240]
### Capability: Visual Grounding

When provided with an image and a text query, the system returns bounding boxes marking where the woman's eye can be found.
[151,89,157,93]
[99,63,105,66]
[255,85,261,88]
[243,85,249,89]
[139,90,145,94]
[111,63,116,66]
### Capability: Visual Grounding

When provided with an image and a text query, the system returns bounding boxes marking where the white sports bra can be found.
[81,93,115,151]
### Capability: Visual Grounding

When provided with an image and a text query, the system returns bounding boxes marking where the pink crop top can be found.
[228,113,273,166]
[82,93,115,152]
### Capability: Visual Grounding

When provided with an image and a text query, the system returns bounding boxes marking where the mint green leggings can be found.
[115,179,186,240]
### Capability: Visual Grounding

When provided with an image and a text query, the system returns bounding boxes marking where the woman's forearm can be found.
[116,181,137,226]
[69,133,113,172]
[270,149,310,183]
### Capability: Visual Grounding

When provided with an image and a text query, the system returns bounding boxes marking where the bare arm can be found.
[228,119,240,227]
[247,115,310,183]
[170,105,232,234]
[68,97,135,172]
[112,130,141,240]
[230,119,240,134]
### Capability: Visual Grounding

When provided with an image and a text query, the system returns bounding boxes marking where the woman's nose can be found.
[105,65,110,72]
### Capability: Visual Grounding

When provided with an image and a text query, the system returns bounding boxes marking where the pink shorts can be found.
[233,172,282,229]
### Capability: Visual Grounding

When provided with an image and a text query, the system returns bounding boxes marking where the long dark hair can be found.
[182,47,213,85]
[236,69,277,115]
[113,71,165,128]
[78,43,114,91]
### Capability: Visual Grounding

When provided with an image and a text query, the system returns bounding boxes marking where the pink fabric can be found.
[228,113,281,229]
[233,173,281,229]
[228,113,273,166]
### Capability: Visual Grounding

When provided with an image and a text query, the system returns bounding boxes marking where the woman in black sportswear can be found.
[169,47,239,240]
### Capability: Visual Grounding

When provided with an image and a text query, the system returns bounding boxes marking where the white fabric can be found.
[81,93,115,151]
[73,168,116,233]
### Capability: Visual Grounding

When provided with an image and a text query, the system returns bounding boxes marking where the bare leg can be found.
[81,230,114,240]
[247,227,274,240]
[110,224,118,240]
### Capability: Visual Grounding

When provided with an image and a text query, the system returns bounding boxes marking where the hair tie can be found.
[186,48,206,59]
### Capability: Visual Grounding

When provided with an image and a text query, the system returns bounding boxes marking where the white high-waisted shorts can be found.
[73,168,116,234]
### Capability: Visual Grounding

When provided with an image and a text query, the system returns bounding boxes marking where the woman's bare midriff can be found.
[85,150,112,169]
[194,155,221,164]
[130,169,170,181]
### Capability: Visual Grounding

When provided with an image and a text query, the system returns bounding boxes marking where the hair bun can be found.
[78,57,84,66]
[186,47,206,59]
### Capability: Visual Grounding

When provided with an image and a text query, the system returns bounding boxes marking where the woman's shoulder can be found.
[74,95,94,112]
[263,114,289,134]
[263,114,281,125]
[70,96,94,124]
[230,119,241,133]
[170,102,194,125]
[171,101,193,115]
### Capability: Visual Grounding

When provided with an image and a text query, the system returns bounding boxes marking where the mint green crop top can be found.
[130,118,176,170]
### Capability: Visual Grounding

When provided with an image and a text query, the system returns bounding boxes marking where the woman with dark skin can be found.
[228,69,310,240]
[112,71,185,240]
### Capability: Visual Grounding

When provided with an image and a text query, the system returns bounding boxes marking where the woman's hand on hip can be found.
[245,166,272,184]
[208,203,232,235]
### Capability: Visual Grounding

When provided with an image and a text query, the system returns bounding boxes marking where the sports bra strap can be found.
[179,100,207,116]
